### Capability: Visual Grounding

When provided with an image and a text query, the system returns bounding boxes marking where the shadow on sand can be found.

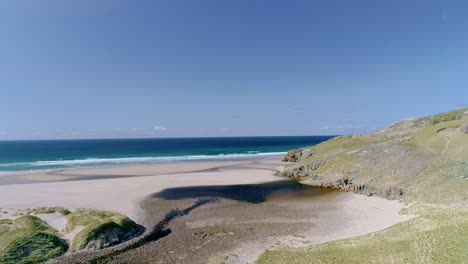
[152,180,333,204]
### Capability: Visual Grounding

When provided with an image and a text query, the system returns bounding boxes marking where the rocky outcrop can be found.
[282,147,315,162]
[283,160,406,200]
[282,160,326,179]
[461,124,468,134]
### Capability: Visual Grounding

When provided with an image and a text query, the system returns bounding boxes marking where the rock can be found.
[378,187,404,199]
[397,136,413,142]
[282,148,315,162]
[282,161,325,178]
[379,120,420,135]
[460,124,468,134]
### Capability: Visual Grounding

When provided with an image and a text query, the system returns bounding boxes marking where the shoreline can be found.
[0,152,288,176]
[0,156,415,263]
[0,154,286,185]
[0,153,286,185]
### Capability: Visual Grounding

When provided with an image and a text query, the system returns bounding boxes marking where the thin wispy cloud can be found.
[153,125,167,131]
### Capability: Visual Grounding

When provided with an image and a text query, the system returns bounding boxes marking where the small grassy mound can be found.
[64,209,141,252]
[0,215,67,264]
[257,206,468,264]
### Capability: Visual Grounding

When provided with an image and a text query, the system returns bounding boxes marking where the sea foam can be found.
[31,152,286,166]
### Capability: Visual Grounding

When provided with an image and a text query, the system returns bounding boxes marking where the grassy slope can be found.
[258,109,468,264]
[0,216,67,264]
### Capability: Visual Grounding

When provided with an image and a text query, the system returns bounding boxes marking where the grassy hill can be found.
[283,108,468,207]
[258,108,468,264]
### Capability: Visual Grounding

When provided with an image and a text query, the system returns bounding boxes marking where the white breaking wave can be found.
[0,162,30,167]
[29,152,287,167]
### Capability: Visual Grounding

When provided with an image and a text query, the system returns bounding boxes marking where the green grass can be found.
[411,118,467,146]
[416,108,467,125]
[306,136,376,159]
[10,206,71,217]
[0,215,67,264]
[257,206,468,264]
[64,209,140,252]
[27,207,71,216]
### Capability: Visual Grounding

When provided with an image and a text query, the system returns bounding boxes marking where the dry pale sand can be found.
[0,157,414,263]
[0,158,284,223]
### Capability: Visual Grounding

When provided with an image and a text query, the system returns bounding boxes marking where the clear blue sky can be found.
[1,0,467,140]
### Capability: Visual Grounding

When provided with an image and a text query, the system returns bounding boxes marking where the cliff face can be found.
[283,108,468,207]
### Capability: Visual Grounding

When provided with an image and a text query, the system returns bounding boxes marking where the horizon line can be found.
[0,135,340,142]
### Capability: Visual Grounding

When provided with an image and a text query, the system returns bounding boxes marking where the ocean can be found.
[0,136,334,173]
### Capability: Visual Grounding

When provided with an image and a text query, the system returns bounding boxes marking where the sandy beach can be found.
[0,158,285,222]
[0,156,414,263]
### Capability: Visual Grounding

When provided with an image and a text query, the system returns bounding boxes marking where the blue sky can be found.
[0,0,467,140]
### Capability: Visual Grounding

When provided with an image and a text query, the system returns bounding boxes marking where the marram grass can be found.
[64,209,141,252]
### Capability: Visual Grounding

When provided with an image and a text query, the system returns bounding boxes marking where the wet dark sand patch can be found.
[53,180,343,264]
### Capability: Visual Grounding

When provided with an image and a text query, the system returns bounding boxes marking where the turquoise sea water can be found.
[0,136,334,173]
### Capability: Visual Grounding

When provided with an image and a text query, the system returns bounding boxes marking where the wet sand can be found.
[0,156,413,263]
[0,157,284,185]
